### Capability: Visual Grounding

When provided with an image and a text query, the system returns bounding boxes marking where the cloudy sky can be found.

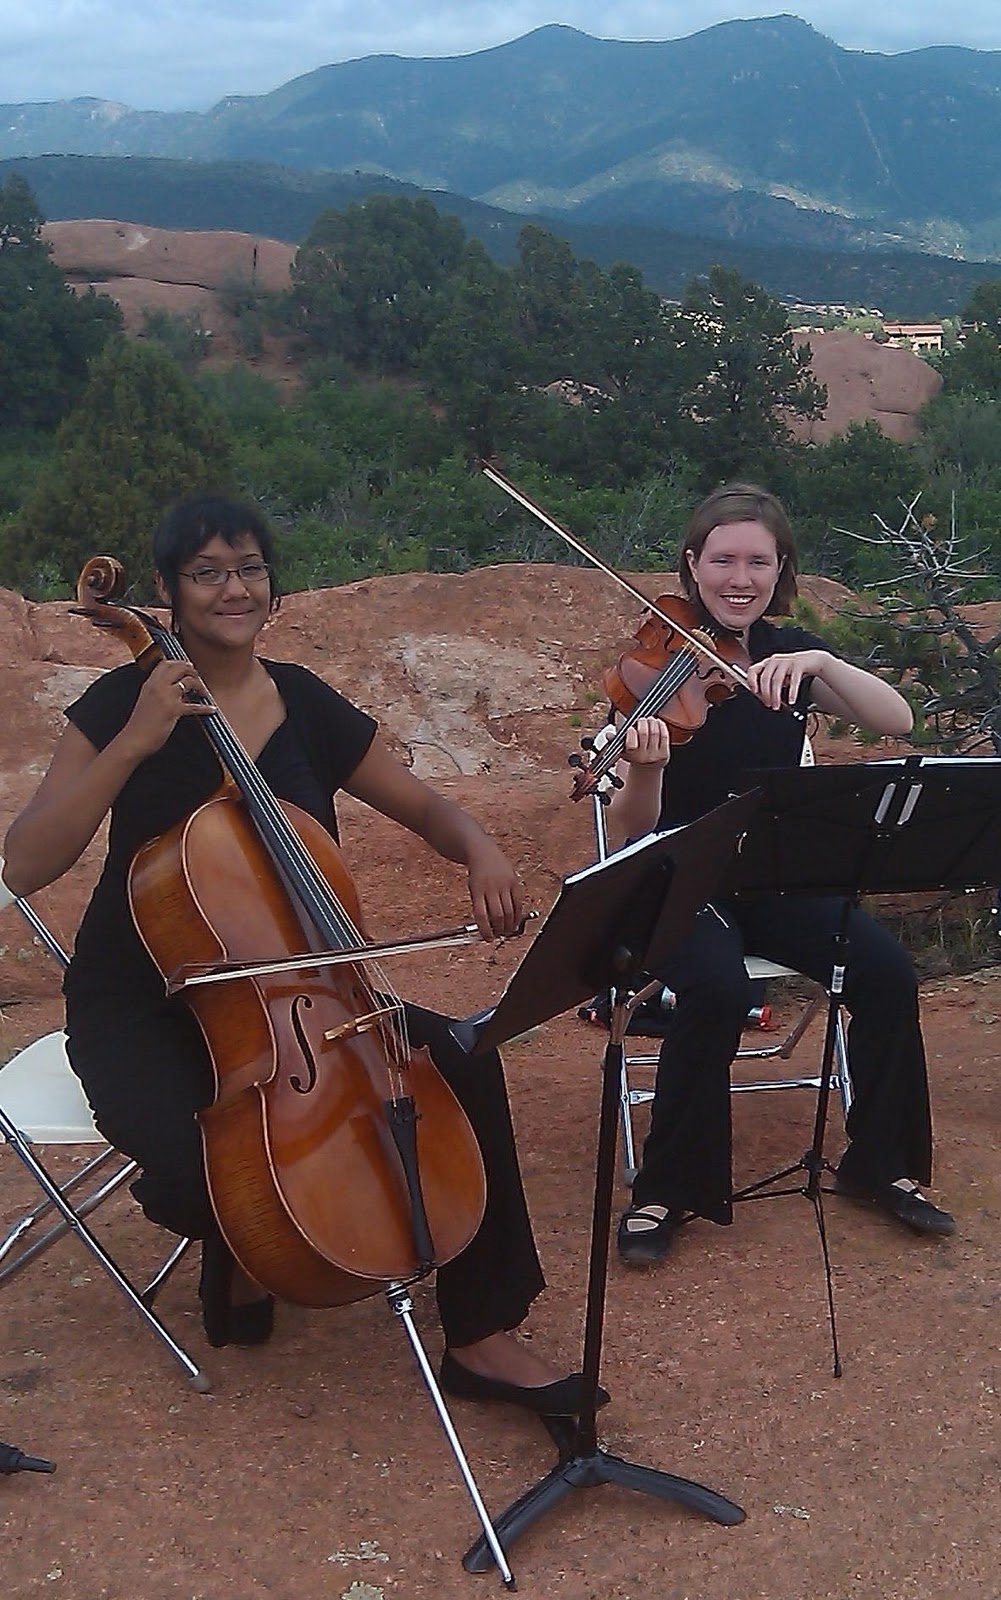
[3,2,1000,111]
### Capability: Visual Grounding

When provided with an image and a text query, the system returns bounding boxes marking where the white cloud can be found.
[0,2,998,111]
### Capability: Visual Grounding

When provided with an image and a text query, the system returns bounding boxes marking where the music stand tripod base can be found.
[457,799,760,1573]
[723,755,1001,1378]
[463,1446,744,1573]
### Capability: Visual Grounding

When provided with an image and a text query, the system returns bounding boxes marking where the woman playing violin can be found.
[608,482,954,1264]
[3,492,600,1416]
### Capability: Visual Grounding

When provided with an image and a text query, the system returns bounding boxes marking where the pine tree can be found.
[0,174,121,430]
[13,341,234,598]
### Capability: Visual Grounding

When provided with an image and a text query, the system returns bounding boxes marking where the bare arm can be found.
[601,650,909,861]
[342,737,523,939]
[747,650,913,736]
[3,660,214,897]
[604,719,671,852]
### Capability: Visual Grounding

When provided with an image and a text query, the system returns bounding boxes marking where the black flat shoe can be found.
[834,1175,956,1238]
[439,1351,610,1416]
[198,1232,276,1348]
[617,1204,682,1265]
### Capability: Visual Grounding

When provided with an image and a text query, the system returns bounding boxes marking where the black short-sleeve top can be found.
[656,617,829,829]
[63,659,377,1011]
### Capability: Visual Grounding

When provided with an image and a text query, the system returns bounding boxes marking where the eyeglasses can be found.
[178,560,271,587]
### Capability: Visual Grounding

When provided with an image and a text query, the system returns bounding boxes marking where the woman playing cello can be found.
[3,492,600,1415]
[606,483,955,1264]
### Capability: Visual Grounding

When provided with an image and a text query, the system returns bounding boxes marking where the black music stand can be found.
[0,1439,55,1475]
[722,755,1001,1373]
[456,790,761,1575]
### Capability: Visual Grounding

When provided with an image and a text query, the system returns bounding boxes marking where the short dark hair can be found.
[153,493,281,617]
[678,482,799,616]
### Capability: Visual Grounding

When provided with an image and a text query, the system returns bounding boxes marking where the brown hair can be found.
[678,482,799,617]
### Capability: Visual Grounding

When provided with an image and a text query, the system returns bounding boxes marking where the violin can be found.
[74,556,488,1308]
[478,462,753,801]
[603,594,750,732]
[569,594,751,800]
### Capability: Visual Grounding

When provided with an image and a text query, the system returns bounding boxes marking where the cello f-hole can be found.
[289,993,318,1094]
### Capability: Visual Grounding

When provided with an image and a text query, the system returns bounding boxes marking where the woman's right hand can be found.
[122,660,216,759]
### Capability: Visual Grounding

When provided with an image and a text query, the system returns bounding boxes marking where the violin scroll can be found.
[569,723,625,805]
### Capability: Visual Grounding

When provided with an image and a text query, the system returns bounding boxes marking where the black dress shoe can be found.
[198,1232,276,1348]
[834,1175,956,1238]
[617,1204,682,1265]
[439,1351,610,1416]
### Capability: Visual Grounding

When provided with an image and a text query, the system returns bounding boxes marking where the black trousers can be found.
[630,895,934,1223]
[66,998,545,1348]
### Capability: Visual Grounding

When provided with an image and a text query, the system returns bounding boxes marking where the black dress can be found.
[62,659,544,1347]
[629,618,934,1222]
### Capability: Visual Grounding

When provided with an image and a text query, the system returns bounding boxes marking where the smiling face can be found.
[166,532,272,655]
[686,519,782,638]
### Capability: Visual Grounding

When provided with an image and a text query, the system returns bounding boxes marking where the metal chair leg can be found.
[615,996,852,1184]
[1,1107,210,1391]
[0,1152,137,1281]
[142,1236,194,1307]
[618,1056,640,1183]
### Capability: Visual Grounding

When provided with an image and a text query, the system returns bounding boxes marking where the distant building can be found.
[784,301,883,320]
[540,377,611,406]
[881,322,944,355]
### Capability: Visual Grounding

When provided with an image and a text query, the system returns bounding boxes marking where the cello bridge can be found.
[323,1005,400,1046]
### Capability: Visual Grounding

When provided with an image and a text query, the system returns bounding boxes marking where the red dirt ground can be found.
[2,568,1000,1599]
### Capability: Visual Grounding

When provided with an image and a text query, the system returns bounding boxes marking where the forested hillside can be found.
[3,153,994,319]
[6,174,1001,743]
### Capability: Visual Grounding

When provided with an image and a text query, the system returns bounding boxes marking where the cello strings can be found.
[220,717,415,1079]
[208,713,414,1077]
[152,621,413,1078]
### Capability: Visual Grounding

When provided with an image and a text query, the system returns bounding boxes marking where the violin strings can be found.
[587,643,702,775]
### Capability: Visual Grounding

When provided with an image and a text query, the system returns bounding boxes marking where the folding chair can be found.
[0,875,533,1576]
[587,738,851,1181]
[0,867,209,1391]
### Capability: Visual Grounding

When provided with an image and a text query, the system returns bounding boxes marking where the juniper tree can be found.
[827,491,1001,753]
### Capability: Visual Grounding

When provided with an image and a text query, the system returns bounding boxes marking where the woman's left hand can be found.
[620,716,671,767]
[746,650,830,712]
[466,841,524,941]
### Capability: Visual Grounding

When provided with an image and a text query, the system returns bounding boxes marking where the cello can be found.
[74,556,488,1308]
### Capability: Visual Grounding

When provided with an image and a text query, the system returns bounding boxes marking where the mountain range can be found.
[5,18,1001,259]
[4,17,1001,317]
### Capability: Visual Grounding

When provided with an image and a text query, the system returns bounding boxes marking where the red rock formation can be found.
[788,329,942,443]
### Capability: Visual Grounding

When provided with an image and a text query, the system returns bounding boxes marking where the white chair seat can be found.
[743,956,800,981]
[0,1031,102,1143]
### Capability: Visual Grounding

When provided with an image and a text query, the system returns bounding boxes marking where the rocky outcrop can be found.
[788,329,942,444]
[42,220,293,293]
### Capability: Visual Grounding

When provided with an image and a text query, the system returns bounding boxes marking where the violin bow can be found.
[479,459,750,690]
